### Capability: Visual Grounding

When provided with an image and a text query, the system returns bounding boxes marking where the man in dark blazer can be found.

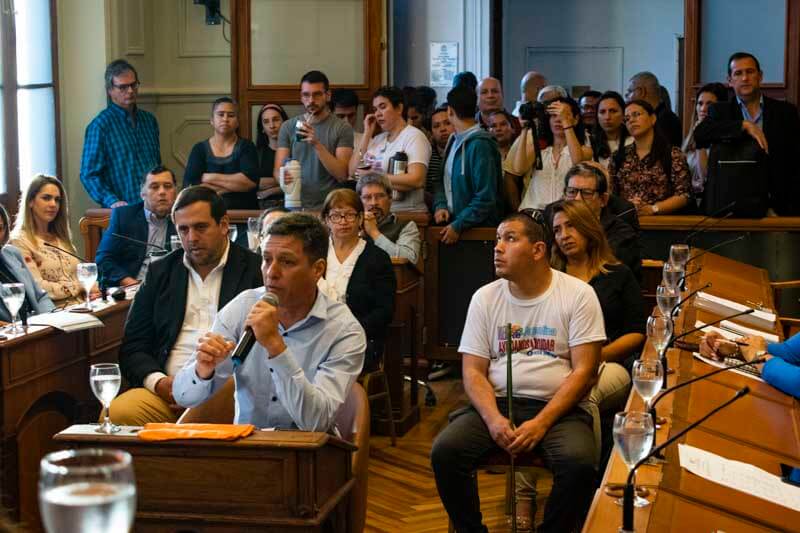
[109,186,263,425]
[695,51,800,216]
[95,165,178,286]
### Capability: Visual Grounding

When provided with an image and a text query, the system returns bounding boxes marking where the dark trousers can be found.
[430,397,596,533]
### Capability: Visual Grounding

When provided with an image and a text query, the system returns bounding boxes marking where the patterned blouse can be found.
[10,234,83,306]
[610,144,692,205]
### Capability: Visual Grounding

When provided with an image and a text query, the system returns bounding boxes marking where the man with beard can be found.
[96,165,178,286]
[357,173,421,264]
[110,186,263,425]
[275,70,354,209]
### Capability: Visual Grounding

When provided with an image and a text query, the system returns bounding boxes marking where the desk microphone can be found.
[111,233,167,252]
[648,356,766,443]
[670,282,711,319]
[677,267,702,286]
[231,292,280,368]
[683,201,736,244]
[620,387,750,532]
[43,242,87,262]
[687,234,748,263]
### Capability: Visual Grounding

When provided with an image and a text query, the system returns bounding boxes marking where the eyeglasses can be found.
[360,193,388,202]
[564,187,599,199]
[328,212,359,223]
[624,111,645,123]
[112,81,140,92]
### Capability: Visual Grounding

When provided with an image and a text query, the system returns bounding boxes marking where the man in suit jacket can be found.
[694,52,800,216]
[95,166,178,286]
[110,186,263,425]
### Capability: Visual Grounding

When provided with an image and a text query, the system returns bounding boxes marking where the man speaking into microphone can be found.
[174,213,366,431]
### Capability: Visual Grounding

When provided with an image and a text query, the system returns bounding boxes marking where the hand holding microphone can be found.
[244,292,284,358]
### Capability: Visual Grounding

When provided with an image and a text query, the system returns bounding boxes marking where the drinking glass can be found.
[633,359,663,411]
[655,285,679,318]
[247,217,261,251]
[669,244,690,269]
[77,263,98,310]
[613,411,654,507]
[39,448,136,533]
[0,282,25,334]
[646,315,673,360]
[228,225,238,243]
[90,363,121,434]
[662,261,684,292]
[169,235,182,252]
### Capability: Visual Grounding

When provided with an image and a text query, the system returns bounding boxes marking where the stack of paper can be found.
[694,292,776,330]
[28,310,104,332]
[694,320,779,344]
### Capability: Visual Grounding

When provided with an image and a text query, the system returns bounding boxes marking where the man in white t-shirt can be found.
[431,211,605,533]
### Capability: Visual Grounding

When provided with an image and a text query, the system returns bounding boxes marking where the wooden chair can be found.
[359,352,397,446]
[78,208,112,261]
[176,379,370,533]
[771,280,800,338]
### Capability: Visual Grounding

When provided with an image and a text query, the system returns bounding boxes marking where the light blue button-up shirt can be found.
[737,95,764,129]
[173,287,366,431]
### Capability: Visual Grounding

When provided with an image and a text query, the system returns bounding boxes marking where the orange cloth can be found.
[137,423,255,442]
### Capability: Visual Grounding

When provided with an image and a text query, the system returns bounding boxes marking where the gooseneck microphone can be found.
[683,201,736,244]
[668,309,755,349]
[677,268,702,288]
[43,242,87,262]
[620,387,750,532]
[687,233,748,263]
[670,282,711,319]
[648,356,766,442]
[230,292,280,368]
[111,233,167,252]
[614,205,637,220]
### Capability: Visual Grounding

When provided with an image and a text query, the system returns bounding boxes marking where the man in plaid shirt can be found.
[80,59,161,208]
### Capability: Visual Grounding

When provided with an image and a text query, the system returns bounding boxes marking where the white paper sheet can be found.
[692,352,765,383]
[695,291,776,329]
[28,310,104,332]
[678,444,800,512]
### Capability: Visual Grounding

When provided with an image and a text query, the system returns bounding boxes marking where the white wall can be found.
[502,0,684,109]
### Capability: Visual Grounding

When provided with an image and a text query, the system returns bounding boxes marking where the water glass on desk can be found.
[669,243,690,270]
[0,282,25,334]
[247,216,261,251]
[77,263,98,310]
[90,363,121,434]
[646,315,672,360]
[662,261,684,292]
[170,235,182,252]
[228,225,238,243]
[633,359,663,411]
[39,448,136,533]
[613,411,654,507]
[656,284,679,318]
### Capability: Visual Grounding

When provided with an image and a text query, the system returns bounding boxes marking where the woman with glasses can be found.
[609,100,692,215]
[318,189,396,371]
[350,86,432,212]
[183,97,259,211]
[255,103,289,209]
[591,91,632,172]
[11,175,98,306]
[682,83,728,202]
[519,97,593,210]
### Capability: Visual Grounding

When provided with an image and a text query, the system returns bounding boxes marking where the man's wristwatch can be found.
[651,203,660,214]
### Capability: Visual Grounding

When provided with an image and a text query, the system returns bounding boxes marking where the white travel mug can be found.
[280,159,302,209]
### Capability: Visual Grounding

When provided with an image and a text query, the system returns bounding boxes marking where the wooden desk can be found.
[0,299,131,528]
[55,425,355,532]
[583,252,800,532]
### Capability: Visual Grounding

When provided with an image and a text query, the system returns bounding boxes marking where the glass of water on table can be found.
[77,262,98,310]
[90,363,121,434]
[0,282,25,334]
[39,448,136,533]
[613,411,654,507]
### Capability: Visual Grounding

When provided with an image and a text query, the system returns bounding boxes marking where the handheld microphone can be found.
[648,357,766,436]
[683,201,736,244]
[670,282,711,319]
[686,234,748,263]
[621,387,750,532]
[230,292,280,368]
[111,233,167,252]
[43,242,87,263]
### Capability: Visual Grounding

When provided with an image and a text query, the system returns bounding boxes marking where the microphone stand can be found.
[505,323,516,533]
[110,232,167,252]
[683,207,736,244]
[43,242,87,263]
[686,234,748,264]
[621,387,750,532]
[648,357,766,454]
[670,282,711,320]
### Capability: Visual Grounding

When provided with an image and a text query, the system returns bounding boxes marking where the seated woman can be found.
[682,83,728,203]
[183,97,259,211]
[350,86,431,212]
[591,91,632,172]
[0,204,54,322]
[10,174,97,307]
[701,331,800,399]
[519,97,593,210]
[318,189,396,371]
[255,103,288,209]
[610,100,692,215]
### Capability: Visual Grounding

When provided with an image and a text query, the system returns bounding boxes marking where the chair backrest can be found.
[334,382,369,533]
[177,377,235,424]
[79,208,112,261]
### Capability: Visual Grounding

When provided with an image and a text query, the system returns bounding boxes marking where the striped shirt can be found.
[80,103,161,207]
[426,147,444,194]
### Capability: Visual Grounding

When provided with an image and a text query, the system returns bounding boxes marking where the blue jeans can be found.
[430,397,596,533]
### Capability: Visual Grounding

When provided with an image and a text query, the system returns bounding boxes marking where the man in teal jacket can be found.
[434,85,504,244]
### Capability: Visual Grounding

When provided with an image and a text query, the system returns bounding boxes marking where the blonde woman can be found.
[11,174,98,306]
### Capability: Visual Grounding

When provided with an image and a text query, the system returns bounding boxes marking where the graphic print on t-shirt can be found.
[494,323,557,360]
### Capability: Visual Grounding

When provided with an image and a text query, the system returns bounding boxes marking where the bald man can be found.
[625,71,682,146]
[476,77,505,129]
[513,71,548,117]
